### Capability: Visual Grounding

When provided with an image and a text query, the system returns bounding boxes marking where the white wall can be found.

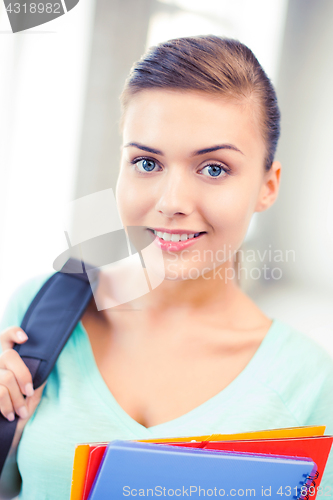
[0,0,96,316]
[147,0,289,83]
[252,0,333,356]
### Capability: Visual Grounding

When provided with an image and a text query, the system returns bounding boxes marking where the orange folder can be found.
[70,444,91,500]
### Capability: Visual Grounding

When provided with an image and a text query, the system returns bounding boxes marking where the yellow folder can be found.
[140,425,326,444]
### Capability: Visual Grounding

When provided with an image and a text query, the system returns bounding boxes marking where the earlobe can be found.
[254,160,281,213]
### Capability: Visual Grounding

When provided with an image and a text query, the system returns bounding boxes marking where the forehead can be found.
[122,89,265,161]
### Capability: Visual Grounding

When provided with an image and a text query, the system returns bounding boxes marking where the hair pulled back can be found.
[120,35,280,171]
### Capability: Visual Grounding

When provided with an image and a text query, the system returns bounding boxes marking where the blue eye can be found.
[136,159,157,172]
[201,164,228,178]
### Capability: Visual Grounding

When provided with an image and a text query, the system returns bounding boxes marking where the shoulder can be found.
[0,272,54,335]
[254,318,333,421]
[262,318,333,377]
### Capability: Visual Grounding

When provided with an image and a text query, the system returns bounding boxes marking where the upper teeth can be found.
[153,230,200,242]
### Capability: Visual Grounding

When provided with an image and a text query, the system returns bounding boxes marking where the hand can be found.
[0,327,46,453]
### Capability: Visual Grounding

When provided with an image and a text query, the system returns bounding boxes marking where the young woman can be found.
[0,35,333,499]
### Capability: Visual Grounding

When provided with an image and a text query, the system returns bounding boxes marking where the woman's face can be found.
[116,89,279,280]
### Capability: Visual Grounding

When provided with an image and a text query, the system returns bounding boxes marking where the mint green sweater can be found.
[1,273,333,498]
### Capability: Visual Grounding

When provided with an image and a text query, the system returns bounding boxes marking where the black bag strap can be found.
[0,258,99,476]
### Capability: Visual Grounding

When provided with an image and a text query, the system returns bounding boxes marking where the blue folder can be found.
[88,440,316,499]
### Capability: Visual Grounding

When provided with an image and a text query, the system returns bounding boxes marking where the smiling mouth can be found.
[147,228,206,242]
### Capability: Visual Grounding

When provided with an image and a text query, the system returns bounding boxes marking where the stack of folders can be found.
[70,425,332,500]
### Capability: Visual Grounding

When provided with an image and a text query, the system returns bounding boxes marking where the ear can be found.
[254,160,281,212]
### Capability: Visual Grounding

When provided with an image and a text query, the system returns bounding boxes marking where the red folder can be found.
[82,444,108,500]
[163,436,333,498]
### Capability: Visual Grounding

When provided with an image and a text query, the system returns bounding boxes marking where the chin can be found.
[163,262,215,281]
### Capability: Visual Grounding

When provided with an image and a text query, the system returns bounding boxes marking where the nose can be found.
[154,167,195,217]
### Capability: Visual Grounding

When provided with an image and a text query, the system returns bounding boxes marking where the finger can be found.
[0,383,16,421]
[0,326,28,351]
[27,381,46,405]
[0,368,29,420]
[24,381,47,418]
[0,350,34,397]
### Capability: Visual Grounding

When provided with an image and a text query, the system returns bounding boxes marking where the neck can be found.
[95,259,240,317]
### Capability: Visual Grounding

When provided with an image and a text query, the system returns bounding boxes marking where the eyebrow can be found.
[194,144,244,156]
[123,142,244,156]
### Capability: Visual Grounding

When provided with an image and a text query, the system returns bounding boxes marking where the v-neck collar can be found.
[75,318,280,437]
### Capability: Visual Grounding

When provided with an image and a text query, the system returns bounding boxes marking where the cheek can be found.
[116,169,150,225]
[206,185,254,231]
[204,181,257,243]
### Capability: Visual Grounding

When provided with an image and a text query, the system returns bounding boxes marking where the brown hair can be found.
[120,35,280,171]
